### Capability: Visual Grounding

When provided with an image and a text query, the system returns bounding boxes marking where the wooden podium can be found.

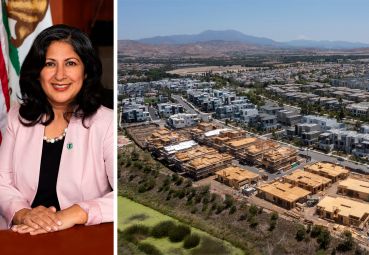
[0,223,113,255]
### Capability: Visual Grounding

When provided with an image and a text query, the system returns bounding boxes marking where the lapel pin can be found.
[67,143,73,150]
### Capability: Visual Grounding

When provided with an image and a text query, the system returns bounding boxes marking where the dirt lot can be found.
[126,123,159,148]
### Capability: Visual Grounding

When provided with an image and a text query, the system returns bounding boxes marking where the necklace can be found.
[43,128,67,143]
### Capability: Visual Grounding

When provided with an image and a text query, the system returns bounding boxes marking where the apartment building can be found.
[237,140,280,165]
[338,178,369,201]
[182,152,234,180]
[257,181,311,209]
[316,196,369,227]
[259,146,298,173]
[283,169,331,194]
[167,113,200,129]
[215,166,259,189]
[304,162,349,182]
[172,146,218,171]
[157,103,184,118]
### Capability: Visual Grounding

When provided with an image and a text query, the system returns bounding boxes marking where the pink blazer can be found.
[0,105,113,229]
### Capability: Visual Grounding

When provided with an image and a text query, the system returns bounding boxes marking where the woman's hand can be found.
[12,206,62,232]
[12,204,88,235]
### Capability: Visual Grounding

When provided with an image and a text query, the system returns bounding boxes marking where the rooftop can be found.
[216,166,259,182]
[185,153,233,170]
[263,146,297,162]
[204,128,231,137]
[243,140,280,155]
[317,196,369,219]
[163,140,198,155]
[258,181,311,203]
[284,169,331,188]
[226,137,258,149]
[339,178,369,195]
[175,146,217,162]
[304,162,349,178]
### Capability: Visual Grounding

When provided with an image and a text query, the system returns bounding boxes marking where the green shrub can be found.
[171,173,179,182]
[122,224,150,244]
[177,189,186,199]
[215,204,225,214]
[169,224,191,242]
[183,234,200,249]
[175,177,183,186]
[268,220,276,231]
[270,212,278,221]
[143,165,151,173]
[336,231,354,252]
[229,205,237,214]
[295,225,306,241]
[317,229,331,250]
[249,217,258,229]
[138,243,162,255]
[310,225,324,238]
[151,221,176,238]
[249,205,258,217]
[133,161,143,169]
[184,179,192,188]
[224,194,234,208]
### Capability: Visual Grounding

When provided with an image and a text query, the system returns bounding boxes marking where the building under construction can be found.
[316,196,369,227]
[257,181,311,209]
[304,162,349,182]
[237,139,280,165]
[224,137,258,156]
[145,128,194,158]
[182,152,234,180]
[283,169,331,194]
[172,146,218,171]
[338,178,369,201]
[259,146,298,173]
[215,166,259,189]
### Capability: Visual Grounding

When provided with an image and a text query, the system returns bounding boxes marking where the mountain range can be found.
[136,29,369,49]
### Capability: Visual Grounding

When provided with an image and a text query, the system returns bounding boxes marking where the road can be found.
[172,94,199,114]
[148,106,159,120]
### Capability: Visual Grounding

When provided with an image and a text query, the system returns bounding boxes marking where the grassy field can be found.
[119,196,244,255]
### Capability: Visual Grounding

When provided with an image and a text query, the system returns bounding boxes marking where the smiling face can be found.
[40,40,85,110]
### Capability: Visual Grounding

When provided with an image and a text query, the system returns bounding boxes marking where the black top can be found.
[31,137,64,211]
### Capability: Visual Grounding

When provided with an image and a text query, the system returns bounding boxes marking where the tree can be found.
[317,229,331,250]
[336,230,354,252]
[295,225,306,241]
[183,234,200,249]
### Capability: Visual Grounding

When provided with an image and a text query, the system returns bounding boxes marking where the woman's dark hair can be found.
[19,24,103,126]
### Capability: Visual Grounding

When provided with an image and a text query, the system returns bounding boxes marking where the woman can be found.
[0,24,113,235]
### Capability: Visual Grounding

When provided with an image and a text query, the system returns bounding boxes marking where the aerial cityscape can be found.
[118,1,369,254]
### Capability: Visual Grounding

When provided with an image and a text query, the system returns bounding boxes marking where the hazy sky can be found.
[118,0,369,43]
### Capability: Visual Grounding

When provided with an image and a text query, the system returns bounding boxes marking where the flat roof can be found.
[243,140,280,155]
[175,146,217,162]
[216,166,259,182]
[284,169,331,188]
[258,182,311,203]
[317,196,369,219]
[164,140,198,154]
[339,178,369,195]
[204,128,231,137]
[263,147,297,161]
[226,137,258,148]
[185,153,233,170]
[304,162,349,178]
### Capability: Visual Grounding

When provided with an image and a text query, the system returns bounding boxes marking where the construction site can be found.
[126,122,369,248]
[216,166,260,189]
